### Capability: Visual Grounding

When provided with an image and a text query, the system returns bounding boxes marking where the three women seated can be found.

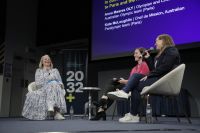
[22,34,180,122]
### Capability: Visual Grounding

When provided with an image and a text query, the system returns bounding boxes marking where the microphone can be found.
[142,47,155,56]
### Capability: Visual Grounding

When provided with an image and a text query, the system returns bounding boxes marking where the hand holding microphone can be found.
[142,47,154,59]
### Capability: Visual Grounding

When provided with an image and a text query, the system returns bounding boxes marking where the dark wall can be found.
[88,56,134,86]
[2,0,38,117]
[0,0,6,44]
[37,0,91,46]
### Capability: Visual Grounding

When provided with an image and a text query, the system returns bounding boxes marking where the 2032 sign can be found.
[66,71,84,93]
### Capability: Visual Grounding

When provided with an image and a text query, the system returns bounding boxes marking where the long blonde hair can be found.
[156,34,175,57]
[38,54,53,69]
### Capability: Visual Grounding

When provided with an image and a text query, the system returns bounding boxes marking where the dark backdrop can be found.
[36,0,91,46]
[0,0,6,44]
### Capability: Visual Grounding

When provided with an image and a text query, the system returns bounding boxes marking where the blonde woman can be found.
[108,34,180,123]
[22,55,66,120]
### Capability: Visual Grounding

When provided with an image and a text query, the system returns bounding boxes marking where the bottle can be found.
[70,105,74,119]
[146,103,153,123]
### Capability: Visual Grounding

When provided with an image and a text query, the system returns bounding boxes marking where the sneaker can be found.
[107,90,129,100]
[119,113,131,122]
[119,114,139,123]
[54,112,65,120]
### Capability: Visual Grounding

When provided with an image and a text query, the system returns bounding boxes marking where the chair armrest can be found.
[28,82,38,92]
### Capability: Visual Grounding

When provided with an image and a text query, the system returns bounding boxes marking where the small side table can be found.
[81,87,101,120]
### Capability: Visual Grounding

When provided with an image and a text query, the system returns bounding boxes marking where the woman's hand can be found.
[58,81,64,89]
[118,78,128,84]
[144,50,150,59]
[59,83,64,89]
[140,76,147,81]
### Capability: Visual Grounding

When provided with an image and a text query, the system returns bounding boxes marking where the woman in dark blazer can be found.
[108,34,180,123]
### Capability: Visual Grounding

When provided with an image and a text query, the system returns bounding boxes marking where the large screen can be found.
[92,0,200,60]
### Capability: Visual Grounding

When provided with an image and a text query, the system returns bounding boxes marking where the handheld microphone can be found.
[142,47,155,56]
[112,78,120,85]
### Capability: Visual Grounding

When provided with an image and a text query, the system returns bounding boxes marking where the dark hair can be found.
[137,47,146,55]
[132,47,146,55]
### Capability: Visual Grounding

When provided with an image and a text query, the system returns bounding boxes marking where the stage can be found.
[0,117,199,133]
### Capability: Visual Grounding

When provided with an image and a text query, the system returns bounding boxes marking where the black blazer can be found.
[146,46,180,79]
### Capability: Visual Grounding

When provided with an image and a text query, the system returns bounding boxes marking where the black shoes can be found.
[90,111,106,121]
[91,99,107,121]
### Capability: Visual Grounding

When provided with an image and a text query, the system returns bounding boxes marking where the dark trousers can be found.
[129,77,159,115]
[122,73,145,93]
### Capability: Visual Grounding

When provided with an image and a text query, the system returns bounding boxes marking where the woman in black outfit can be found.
[108,34,181,123]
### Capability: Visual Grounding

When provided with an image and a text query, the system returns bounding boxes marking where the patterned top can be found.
[35,68,63,89]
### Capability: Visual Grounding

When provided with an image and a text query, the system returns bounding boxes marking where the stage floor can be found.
[0,117,200,133]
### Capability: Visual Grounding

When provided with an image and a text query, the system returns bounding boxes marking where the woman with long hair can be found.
[108,34,180,123]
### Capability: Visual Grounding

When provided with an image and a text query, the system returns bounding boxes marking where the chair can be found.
[140,64,191,123]
[28,82,37,92]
